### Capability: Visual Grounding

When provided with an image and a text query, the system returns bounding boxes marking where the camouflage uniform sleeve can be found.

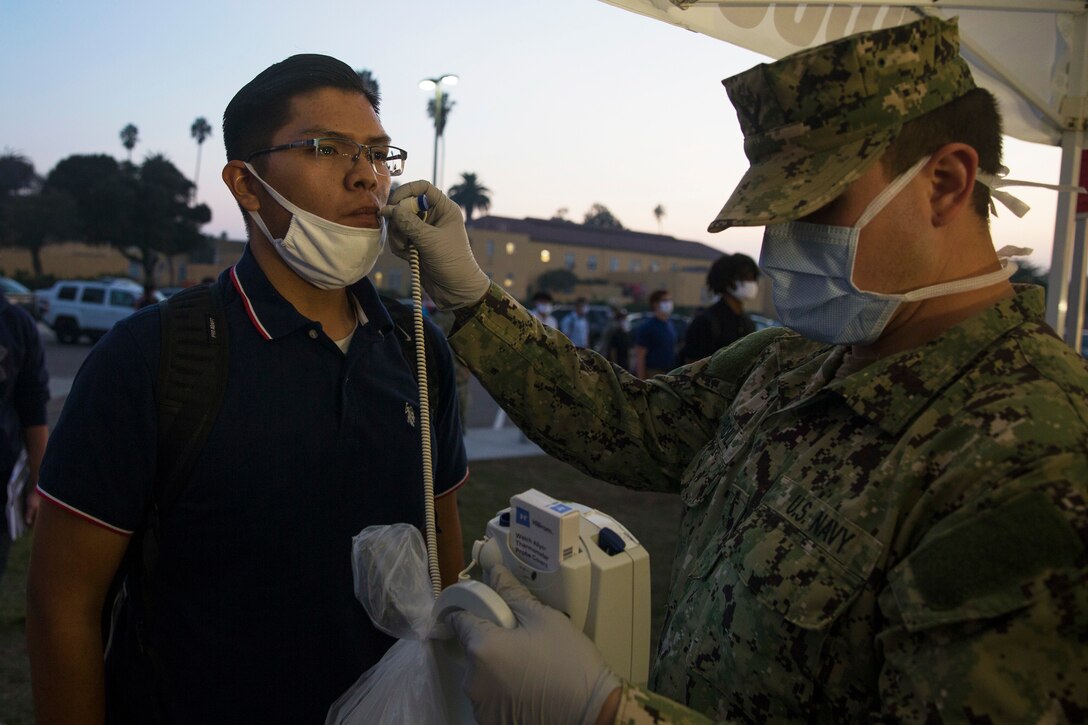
[613,682,718,724]
[876,454,1088,721]
[448,282,783,492]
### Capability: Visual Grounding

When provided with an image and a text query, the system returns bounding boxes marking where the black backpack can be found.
[102,283,441,721]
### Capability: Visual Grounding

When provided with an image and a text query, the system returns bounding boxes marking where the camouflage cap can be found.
[709,16,975,232]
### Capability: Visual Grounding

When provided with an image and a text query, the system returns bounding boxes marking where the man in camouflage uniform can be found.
[383,16,1088,724]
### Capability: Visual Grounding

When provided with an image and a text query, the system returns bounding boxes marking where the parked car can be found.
[35,279,160,344]
[0,277,39,319]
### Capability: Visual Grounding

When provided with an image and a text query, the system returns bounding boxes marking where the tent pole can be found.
[1046,133,1083,343]
[1069,218,1087,353]
[1045,10,1087,346]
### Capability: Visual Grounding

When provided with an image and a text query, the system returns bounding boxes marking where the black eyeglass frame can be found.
[245,137,407,176]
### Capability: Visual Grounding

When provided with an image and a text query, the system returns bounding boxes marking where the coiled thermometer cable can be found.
[402,193,442,599]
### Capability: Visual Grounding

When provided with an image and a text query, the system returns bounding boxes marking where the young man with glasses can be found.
[27,54,468,724]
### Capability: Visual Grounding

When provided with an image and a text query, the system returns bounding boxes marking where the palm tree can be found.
[120,123,139,162]
[653,204,666,233]
[448,173,492,222]
[427,94,455,138]
[190,117,213,201]
[427,94,456,185]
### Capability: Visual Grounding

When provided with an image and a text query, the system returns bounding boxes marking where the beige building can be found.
[4,219,774,317]
[370,215,772,313]
[0,237,246,288]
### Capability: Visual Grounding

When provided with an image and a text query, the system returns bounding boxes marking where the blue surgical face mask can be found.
[759,155,1017,345]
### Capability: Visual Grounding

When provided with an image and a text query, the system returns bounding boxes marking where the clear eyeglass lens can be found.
[372,146,405,177]
[314,138,357,160]
[313,138,403,176]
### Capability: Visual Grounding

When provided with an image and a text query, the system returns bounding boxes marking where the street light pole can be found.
[419,74,458,187]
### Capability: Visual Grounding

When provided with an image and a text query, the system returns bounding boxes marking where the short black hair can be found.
[532,291,554,303]
[649,289,669,306]
[223,54,380,164]
[707,253,759,295]
[883,88,1003,221]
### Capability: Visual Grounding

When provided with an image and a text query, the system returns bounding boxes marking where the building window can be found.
[587,255,598,272]
[389,269,402,291]
[486,239,495,257]
[670,263,679,272]
[564,253,576,270]
[503,274,514,288]
[630,259,642,272]
[650,261,660,272]
[505,241,516,255]
[374,271,384,286]
[609,258,619,272]
[540,249,551,263]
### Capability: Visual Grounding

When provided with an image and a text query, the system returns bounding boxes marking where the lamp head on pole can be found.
[419,74,458,91]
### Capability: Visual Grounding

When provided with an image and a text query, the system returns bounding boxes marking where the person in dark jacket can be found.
[0,289,49,583]
[679,253,760,363]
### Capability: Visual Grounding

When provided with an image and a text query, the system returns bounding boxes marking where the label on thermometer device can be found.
[510,489,580,572]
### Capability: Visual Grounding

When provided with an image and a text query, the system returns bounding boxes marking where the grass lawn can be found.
[0,455,681,723]
[0,535,32,725]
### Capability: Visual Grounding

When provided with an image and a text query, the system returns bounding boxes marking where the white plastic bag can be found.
[325,523,454,724]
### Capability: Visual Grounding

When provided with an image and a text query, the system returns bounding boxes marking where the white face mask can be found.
[244,163,386,290]
[536,303,553,315]
[657,300,674,315]
[730,280,759,301]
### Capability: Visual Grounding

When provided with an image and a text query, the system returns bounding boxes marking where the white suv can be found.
[36,279,153,344]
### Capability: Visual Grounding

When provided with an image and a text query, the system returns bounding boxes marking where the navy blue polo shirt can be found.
[633,316,677,371]
[39,248,467,724]
[0,294,49,509]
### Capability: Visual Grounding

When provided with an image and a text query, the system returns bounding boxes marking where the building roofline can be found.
[468,215,722,260]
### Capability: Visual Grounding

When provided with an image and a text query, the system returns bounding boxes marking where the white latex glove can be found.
[449,564,622,725]
[381,180,491,310]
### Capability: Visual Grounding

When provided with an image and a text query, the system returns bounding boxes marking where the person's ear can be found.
[222,161,262,212]
[926,143,978,228]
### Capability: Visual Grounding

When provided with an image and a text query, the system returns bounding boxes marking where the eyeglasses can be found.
[246,137,407,176]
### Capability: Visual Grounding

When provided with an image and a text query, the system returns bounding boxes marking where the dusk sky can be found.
[1,0,1068,274]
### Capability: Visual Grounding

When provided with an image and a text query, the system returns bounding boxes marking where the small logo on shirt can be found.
[405,403,416,428]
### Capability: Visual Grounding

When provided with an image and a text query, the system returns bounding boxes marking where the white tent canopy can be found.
[600,0,1088,349]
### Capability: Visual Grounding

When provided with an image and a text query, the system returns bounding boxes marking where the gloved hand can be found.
[381,180,491,310]
[449,564,622,725]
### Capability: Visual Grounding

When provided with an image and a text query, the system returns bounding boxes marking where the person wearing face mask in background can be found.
[561,296,593,347]
[530,290,559,328]
[678,253,760,364]
[632,289,677,378]
[381,16,1087,724]
[26,55,468,725]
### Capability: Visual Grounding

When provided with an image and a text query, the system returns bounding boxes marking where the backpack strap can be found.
[150,284,230,540]
[138,283,230,598]
[102,283,229,723]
